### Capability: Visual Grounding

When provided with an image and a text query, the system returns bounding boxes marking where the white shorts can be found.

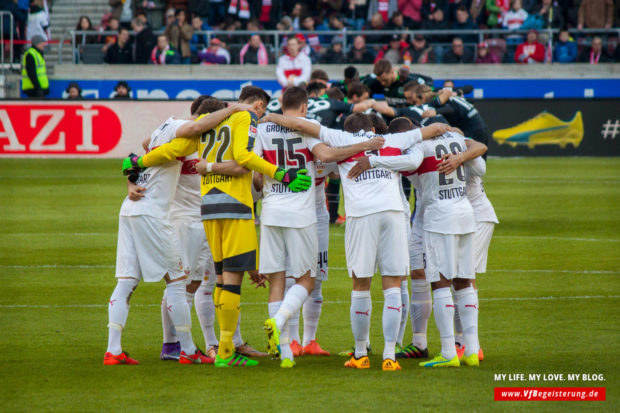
[408,220,425,271]
[115,215,185,282]
[172,216,215,282]
[345,211,409,278]
[260,223,318,278]
[474,221,495,274]
[423,230,475,283]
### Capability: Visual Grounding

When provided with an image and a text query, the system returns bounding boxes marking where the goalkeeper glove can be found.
[122,153,145,176]
[274,168,312,192]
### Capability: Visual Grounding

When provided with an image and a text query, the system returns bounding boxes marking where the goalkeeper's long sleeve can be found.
[232,112,279,178]
[140,137,198,167]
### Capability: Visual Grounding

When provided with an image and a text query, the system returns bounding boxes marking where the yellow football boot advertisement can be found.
[493,111,584,149]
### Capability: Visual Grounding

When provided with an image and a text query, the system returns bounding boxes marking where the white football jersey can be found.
[254,120,321,228]
[169,152,201,220]
[314,160,338,213]
[465,157,499,224]
[409,131,475,235]
[120,117,187,218]
[318,126,423,218]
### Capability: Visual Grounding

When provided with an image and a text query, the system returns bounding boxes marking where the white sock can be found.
[452,286,463,346]
[166,281,196,355]
[397,279,409,346]
[284,278,301,343]
[455,286,480,357]
[161,290,177,344]
[382,287,401,361]
[411,279,431,350]
[275,284,308,332]
[288,309,301,343]
[194,282,218,347]
[107,278,138,354]
[268,301,282,318]
[186,291,194,312]
[279,320,294,361]
[302,279,323,346]
[350,290,371,358]
[433,287,456,360]
[233,313,244,348]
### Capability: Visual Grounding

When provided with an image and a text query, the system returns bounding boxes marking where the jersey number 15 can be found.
[272,137,307,170]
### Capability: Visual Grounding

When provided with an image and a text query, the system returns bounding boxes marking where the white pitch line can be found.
[1,265,618,275]
[1,295,618,309]
[494,235,620,243]
[0,264,114,269]
[2,234,617,244]
[3,233,113,236]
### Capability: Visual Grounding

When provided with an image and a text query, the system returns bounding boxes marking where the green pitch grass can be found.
[1,158,618,412]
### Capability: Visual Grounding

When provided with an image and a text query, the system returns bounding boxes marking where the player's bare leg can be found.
[104,276,140,365]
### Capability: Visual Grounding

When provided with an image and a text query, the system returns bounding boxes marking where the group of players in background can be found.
[104,58,498,371]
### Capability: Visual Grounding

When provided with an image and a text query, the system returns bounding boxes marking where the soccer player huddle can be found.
[104,58,498,372]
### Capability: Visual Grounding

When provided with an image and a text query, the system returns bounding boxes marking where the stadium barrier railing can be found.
[60,28,620,64]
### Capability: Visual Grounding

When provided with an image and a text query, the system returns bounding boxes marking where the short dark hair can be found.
[118,27,130,35]
[388,117,415,133]
[373,59,392,76]
[347,81,369,100]
[325,87,344,101]
[306,82,327,97]
[190,94,211,115]
[281,86,308,111]
[343,113,373,133]
[195,97,225,116]
[369,114,388,134]
[344,65,359,80]
[310,69,329,83]
[456,5,468,12]
[238,85,271,105]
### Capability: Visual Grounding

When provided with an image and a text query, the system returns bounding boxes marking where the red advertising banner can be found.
[494,387,606,401]
[0,101,190,158]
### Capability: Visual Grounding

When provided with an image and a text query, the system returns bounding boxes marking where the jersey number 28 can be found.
[435,142,465,186]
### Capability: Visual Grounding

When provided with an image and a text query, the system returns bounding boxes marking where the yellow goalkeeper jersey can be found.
[141,111,278,220]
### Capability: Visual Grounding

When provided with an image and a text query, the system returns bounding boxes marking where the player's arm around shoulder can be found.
[310,135,384,163]
[140,136,197,167]
[437,137,488,175]
[231,111,279,178]
[420,122,450,140]
[260,113,321,138]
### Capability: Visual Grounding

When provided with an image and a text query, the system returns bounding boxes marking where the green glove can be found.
[274,168,312,192]
[121,153,145,176]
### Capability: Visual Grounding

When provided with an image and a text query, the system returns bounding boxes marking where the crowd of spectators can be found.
[3,0,619,65]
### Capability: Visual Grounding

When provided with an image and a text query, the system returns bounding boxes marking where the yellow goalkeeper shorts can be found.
[203,218,257,274]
